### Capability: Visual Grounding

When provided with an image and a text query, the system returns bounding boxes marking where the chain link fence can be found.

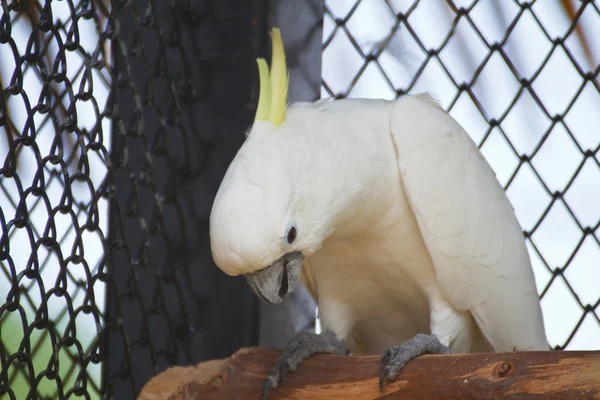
[1,0,599,398]
[322,0,600,350]
[1,0,262,398]
[0,0,112,398]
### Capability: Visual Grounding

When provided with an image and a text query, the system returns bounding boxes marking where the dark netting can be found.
[2,0,599,398]
[0,0,113,398]
[322,0,600,351]
[0,0,263,398]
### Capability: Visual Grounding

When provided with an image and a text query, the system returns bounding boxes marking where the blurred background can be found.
[0,0,598,398]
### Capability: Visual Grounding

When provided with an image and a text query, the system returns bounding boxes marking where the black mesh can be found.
[0,0,263,398]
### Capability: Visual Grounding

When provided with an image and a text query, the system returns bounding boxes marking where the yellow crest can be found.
[255,58,271,121]
[254,27,289,126]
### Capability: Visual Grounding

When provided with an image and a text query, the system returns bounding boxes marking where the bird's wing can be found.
[389,94,549,351]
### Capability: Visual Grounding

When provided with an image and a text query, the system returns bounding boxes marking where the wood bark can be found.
[138,348,600,399]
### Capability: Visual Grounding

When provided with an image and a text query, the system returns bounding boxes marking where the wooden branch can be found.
[138,348,600,399]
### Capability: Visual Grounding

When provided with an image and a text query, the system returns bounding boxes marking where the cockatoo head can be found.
[209,28,320,304]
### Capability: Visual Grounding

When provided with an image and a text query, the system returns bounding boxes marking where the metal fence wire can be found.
[0,0,599,399]
[0,0,113,398]
[0,0,261,399]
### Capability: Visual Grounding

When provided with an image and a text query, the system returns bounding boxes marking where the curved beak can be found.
[244,251,303,304]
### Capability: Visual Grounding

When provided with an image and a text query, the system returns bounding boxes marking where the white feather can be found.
[389,94,549,351]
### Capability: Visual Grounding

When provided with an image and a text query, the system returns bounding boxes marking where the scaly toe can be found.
[262,376,277,400]
[378,334,452,393]
[261,329,348,399]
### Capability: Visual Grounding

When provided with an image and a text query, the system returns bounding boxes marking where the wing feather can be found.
[389,94,549,351]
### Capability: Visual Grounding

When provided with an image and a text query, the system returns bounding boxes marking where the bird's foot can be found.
[263,329,348,400]
[379,333,452,392]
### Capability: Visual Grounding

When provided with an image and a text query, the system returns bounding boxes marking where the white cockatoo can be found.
[209,27,549,398]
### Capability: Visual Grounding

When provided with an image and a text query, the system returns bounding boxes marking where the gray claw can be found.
[262,376,277,400]
[262,329,348,399]
[379,333,452,393]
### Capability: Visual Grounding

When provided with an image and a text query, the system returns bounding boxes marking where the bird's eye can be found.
[286,226,297,244]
